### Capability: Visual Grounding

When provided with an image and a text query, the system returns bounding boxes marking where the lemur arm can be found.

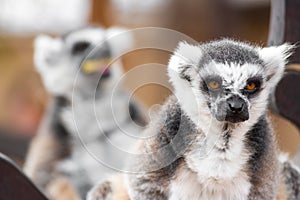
[24,97,71,188]
[126,97,189,200]
[126,140,171,200]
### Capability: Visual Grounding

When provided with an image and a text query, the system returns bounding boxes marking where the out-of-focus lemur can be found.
[23,26,147,199]
[88,39,300,200]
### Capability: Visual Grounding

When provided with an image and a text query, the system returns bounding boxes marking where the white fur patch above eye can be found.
[200,62,263,91]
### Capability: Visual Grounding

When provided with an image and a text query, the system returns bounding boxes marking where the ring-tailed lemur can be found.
[24,26,147,199]
[88,39,300,200]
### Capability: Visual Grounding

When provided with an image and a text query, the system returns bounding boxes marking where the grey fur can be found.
[24,26,146,199]
[127,97,279,199]
[124,39,293,200]
[88,39,297,199]
[200,39,264,66]
[281,160,300,199]
[245,116,279,199]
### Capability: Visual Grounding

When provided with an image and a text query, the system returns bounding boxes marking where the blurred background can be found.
[0,0,299,165]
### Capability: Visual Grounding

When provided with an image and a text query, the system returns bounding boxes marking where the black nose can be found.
[227,96,245,113]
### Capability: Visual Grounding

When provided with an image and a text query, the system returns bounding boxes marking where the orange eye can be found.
[246,82,256,91]
[208,81,220,89]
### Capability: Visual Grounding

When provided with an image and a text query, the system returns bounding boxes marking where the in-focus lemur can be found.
[88,39,300,200]
[24,26,146,199]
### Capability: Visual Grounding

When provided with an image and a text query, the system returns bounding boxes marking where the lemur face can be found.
[34,27,132,97]
[169,39,293,126]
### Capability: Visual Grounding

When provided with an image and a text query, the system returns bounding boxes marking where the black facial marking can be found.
[224,88,230,96]
[201,76,225,114]
[85,42,112,60]
[266,73,275,82]
[242,76,263,98]
[71,41,91,55]
[204,75,222,85]
[200,80,209,93]
[179,65,192,82]
[202,75,223,94]
[226,95,249,123]
[205,75,223,85]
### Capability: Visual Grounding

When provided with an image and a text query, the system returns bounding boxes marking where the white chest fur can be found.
[169,127,251,200]
[169,165,251,200]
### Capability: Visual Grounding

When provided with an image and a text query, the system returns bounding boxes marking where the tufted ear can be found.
[258,43,294,88]
[168,41,202,85]
[106,27,134,56]
[34,34,63,70]
[167,42,204,126]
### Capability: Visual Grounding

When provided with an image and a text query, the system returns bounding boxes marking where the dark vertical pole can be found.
[268,0,300,63]
[268,0,300,130]
[284,0,300,64]
[267,0,285,46]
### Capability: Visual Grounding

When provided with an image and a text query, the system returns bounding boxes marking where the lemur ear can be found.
[258,43,294,86]
[34,35,63,69]
[168,41,202,84]
[106,27,134,56]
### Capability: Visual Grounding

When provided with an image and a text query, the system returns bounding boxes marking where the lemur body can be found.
[126,97,278,200]
[24,26,146,199]
[125,40,289,199]
[88,39,300,200]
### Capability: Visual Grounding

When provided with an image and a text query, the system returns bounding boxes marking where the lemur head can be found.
[34,26,133,98]
[168,39,293,128]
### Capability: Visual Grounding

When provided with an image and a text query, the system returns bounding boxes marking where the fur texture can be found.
[24,26,146,199]
[122,39,293,200]
[87,175,130,200]
[278,154,300,200]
